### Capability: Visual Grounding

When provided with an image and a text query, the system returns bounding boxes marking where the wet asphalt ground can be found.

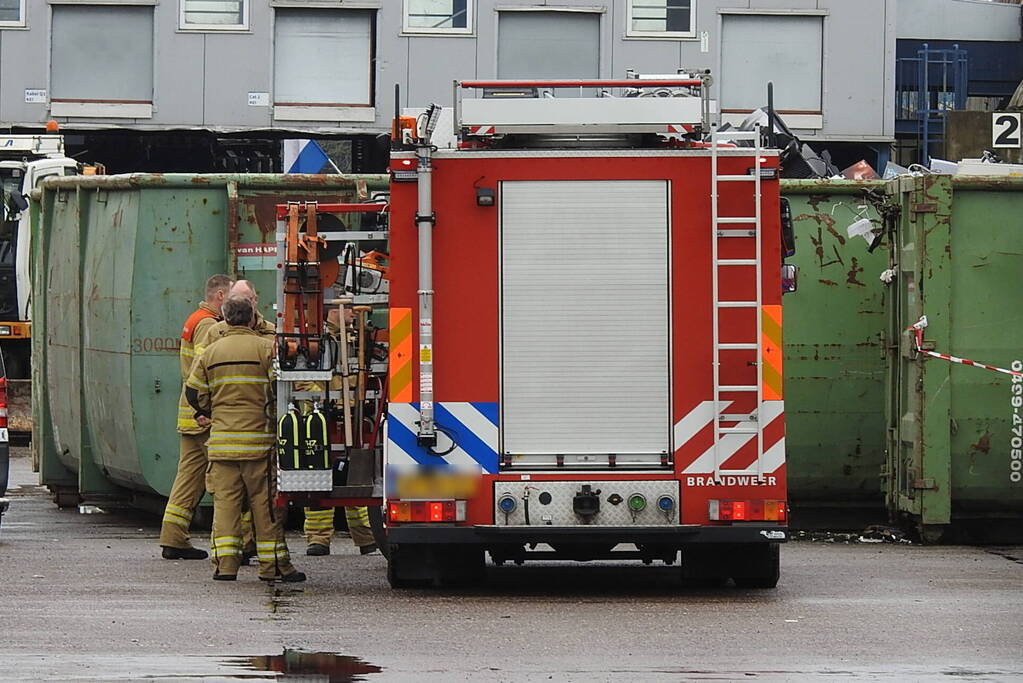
[1,449,1022,682]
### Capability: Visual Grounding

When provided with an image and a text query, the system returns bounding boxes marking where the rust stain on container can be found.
[846,257,865,287]
[970,433,992,455]
[826,224,847,246]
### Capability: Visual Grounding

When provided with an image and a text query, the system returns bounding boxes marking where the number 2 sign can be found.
[993,112,1022,149]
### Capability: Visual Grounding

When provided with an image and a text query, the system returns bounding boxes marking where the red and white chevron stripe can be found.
[673,400,785,475]
[909,316,1023,378]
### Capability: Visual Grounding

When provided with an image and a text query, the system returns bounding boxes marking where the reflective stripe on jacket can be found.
[187,326,276,460]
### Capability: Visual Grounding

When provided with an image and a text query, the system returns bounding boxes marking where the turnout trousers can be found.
[160,433,255,552]
[303,507,375,548]
[159,433,208,548]
[207,458,296,579]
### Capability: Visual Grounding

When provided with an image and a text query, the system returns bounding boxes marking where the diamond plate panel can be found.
[493,480,680,526]
[278,469,332,492]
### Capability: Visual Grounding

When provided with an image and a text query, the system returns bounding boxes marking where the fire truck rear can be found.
[382,75,789,588]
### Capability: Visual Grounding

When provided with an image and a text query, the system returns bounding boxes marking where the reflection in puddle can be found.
[0,650,383,681]
[239,650,382,681]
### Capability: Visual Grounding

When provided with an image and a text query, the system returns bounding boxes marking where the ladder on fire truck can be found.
[710,125,765,477]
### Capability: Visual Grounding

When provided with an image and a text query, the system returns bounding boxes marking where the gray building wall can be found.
[897,0,1021,41]
[0,0,896,142]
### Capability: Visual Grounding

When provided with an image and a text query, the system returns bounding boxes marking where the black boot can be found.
[306,543,330,556]
[162,546,208,560]
[359,543,379,556]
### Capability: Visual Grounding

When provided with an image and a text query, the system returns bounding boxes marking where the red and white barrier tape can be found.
[908,316,1023,378]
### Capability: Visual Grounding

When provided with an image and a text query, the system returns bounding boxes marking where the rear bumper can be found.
[387,524,788,545]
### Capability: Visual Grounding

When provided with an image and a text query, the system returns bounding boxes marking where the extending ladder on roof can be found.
[710,126,764,477]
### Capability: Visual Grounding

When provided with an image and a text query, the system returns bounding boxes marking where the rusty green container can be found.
[780,180,890,518]
[883,175,1023,542]
[32,174,387,507]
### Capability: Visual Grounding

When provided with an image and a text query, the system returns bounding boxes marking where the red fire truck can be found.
[379,76,790,588]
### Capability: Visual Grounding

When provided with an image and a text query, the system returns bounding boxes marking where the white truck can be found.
[0,136,77,382]
[1,136,77,439]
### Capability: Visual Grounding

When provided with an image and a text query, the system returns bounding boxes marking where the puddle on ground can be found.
[233,650,383,681]
[0,650,383,681]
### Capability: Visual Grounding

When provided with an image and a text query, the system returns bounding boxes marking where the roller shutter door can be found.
[500,180,670,463]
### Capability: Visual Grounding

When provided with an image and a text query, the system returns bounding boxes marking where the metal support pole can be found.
[415,108,440,447]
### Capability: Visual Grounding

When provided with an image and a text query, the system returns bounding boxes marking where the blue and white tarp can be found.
[282,139,330,174]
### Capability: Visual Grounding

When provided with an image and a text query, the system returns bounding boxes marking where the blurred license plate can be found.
[394,472,480,499]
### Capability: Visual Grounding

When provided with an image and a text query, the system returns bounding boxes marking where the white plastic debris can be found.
[847,218,878,245]
[879,268,897,284]
[929,158,959,175]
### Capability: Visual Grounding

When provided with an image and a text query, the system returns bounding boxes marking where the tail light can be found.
[387,500,466,524]
[709,499,786,522]
[0,376,8,429]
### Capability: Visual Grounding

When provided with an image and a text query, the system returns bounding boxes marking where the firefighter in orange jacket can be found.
[159,274,231,560]
[186,295,305,582]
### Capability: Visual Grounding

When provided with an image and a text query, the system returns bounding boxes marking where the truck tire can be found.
[732,543,780,589]
[681,546,729,587]
[433,545,485,587]
[386,543,432,589]
[387,543,486,588]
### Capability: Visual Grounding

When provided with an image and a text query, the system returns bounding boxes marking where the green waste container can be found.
[32,173,388,508]
[780,180,889,521]
[883,175,1023,542]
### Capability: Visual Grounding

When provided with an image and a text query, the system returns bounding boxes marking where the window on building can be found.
[628,0,695,38]
[0,0,24,27]
[180,0,247,30]
[720,15,823,113]
[274,9,373,107]
[51,6,154,104]
[403,0,471,34]
[498,11,599,80]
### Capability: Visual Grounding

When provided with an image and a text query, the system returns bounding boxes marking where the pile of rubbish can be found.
[793,525,913,545]
[719,108,1023,180]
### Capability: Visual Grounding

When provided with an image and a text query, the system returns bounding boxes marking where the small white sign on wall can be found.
[700,31,710,54]
[248,92,270,107]
[24,89,47,104]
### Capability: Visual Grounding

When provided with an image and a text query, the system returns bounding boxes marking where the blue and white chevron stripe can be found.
[386,402,499,474]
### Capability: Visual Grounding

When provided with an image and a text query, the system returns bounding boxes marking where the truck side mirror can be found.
[780,197,795,257]
[9,192,28,213]
[782,264,798,294]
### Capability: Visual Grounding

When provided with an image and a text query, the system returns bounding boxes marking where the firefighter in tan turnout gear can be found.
[159,274,231,560]
[193,278,275,553]
[186,295,306,583]
[303,305,377,557]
